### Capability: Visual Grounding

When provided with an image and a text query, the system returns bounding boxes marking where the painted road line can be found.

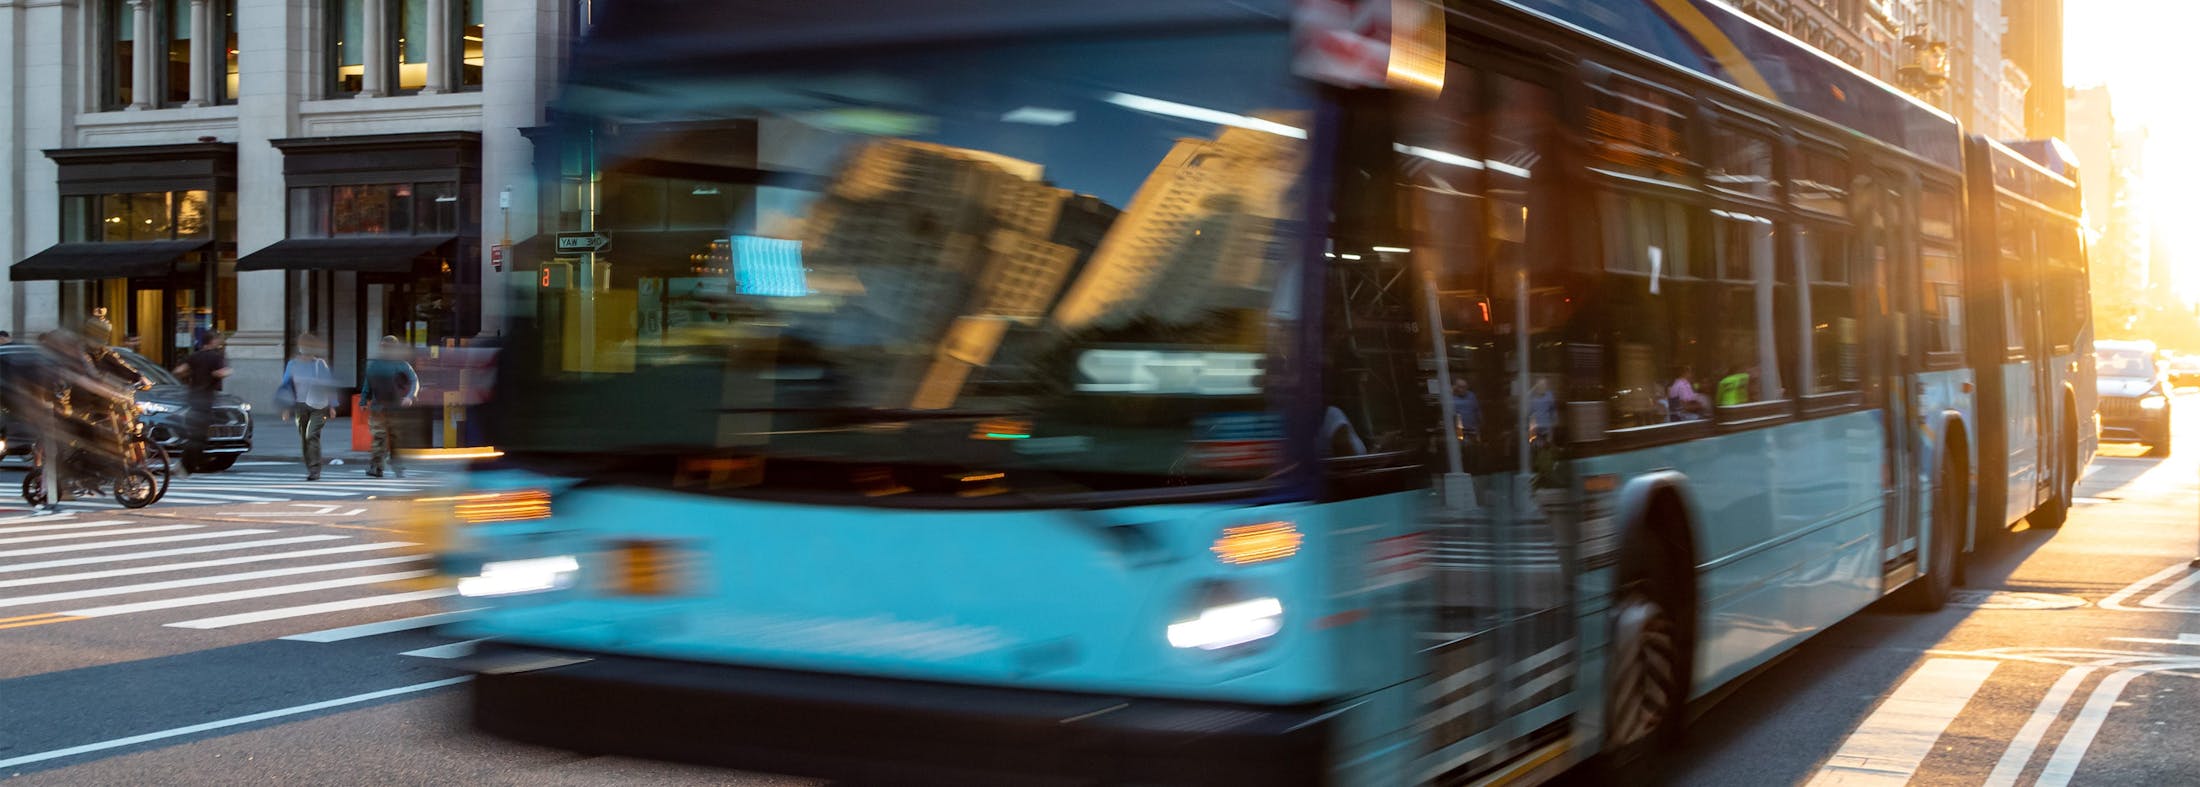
[282,609,480,642]
[1983,666,2097,787]
[0,535,346,573]
[0,542,413,589]
[0,555,426,609]
[399,638,484,659]
[0,529,277,559]
[2036,668,2153,787]
[2106,633,2200,647]
[61,569,433,617]
[167,588,455,629]
[0,524,198,546]
[0,677,470,770]
[2140,569,2200,610]
[0,519,131,535]
[157,492,290,504]
[2100,563,2193,612]
[1805,658,1999,786]
[0,612,85,631]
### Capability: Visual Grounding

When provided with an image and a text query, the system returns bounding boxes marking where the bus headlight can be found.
[1167,597,1284,650]
[457,555,580,598]
[2141,394,2169,410]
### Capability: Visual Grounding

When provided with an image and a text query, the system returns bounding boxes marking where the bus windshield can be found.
[493,29,1312,500]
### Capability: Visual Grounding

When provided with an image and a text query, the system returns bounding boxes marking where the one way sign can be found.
[555,231,611,253]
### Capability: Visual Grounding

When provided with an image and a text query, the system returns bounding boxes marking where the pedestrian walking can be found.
[277,333,339,481]
[174,332,231,476]
[361,336,418,478]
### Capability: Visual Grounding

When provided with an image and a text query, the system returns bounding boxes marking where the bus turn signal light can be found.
[1211,522,1302,565]
[428,489,553,524]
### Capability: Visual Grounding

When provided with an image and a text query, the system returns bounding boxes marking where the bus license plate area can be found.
[602,540,693,597]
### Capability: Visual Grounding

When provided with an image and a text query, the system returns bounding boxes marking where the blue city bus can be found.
[1965,137,2097,537]
[432,1,2088,783]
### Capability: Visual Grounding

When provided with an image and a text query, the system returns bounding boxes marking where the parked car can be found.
[0,344,253,472]
[2096,339,2172,456]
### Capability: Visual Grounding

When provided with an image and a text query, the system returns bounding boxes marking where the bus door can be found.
[1859,170,1923,566]
[1386,58,1578,782]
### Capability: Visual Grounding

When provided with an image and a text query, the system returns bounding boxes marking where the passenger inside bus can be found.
[1668,364,1712,420]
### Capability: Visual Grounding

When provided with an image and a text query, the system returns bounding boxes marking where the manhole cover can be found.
[1948,590,2089,610]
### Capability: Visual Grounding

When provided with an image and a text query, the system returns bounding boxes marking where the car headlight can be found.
[137,402,179,414]
[1167,597,1284,650]
[456,555,580,598]
[2142,395,2169,410]
[239,402,252,412]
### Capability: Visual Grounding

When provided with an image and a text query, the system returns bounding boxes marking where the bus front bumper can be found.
[464,642,1332,786]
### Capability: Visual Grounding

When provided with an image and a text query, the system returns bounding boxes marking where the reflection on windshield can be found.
[498,30,1310,498]
[2097,349,2155,378]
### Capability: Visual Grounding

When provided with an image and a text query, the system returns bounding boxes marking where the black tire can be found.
[1601,528,1692,777]
[1900,465,1961,611]
[20,468,44,507]
[128,437,170,500]
[113,468,158,509]
[185,454,236,473]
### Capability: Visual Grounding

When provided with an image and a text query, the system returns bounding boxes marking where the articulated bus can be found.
[434,1,2093,784]
[1964,137,2096,537]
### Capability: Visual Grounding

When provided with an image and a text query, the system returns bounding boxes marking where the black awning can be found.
[236,235,459,273]
[12,239,215,281]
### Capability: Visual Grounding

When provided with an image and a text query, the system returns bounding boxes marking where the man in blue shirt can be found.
[360,336,418,478]
[278,333,339,481]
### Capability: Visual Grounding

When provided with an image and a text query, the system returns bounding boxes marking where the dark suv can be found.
[2096,340,2171,456]
[0,344,253,472]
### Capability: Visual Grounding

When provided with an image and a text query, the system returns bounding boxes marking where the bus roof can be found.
[1497,0,1961,170]
[575,0,1291,71]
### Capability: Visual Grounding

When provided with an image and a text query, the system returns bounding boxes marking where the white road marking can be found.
[1806,658,1999,786]
[0,555,425,609]
[167,588,455,629]
[281,609,479,642]
[2106,633,2200,647]
[399,638,484,659]
[0,524,198,546]
[0,543,413,589]
[0,677,470,770]
[0,519,131,535]
[62,569,433,617]
[2099,563,2196,612]
[2141,570,2200,609]
[157,491,289,503]
[0,535,345,573]
[1984,666,2096,787]
[0,529,276,558]
[2036,668,2151,787]
[226,507,368,518]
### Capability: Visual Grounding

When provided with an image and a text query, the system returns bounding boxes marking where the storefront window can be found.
[217,190,237,240]
[290,187,330,237]
[63,196,94,243]
[333,184,395,235]
[293,182,469,236]
[175,190,212,237]
[104,192,174,242]
[418,182,460,232]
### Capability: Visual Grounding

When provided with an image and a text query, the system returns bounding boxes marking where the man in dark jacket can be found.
[174,332,231,475]
[361,336,418,478]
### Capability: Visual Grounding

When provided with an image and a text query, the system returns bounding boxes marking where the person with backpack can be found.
[360,336,418,478]
[276,333,339,481]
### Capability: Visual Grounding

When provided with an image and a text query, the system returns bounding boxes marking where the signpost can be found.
[555,231,611,254]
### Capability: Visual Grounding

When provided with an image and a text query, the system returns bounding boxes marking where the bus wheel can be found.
[1900,465,1961,612]
[2033,430,2075,530]
[1603,533,1689,774]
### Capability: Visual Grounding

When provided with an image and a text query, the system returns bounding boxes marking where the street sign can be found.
[555,231,611,254]
[490,244,505,272]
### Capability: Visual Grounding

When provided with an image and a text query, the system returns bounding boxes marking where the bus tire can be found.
[1600,521,1692,776]
[1899,463,1962,612]
[2033,427,2076,530]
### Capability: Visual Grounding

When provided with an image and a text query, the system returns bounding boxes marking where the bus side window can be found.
[1712,207,1785,406]
[1919,183,1964,358]
[2000,202,2032,359]
[1800,223,1860,394]
[1596,191,1707,426]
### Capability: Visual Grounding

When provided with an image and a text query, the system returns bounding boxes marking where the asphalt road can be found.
[1671,392,2200,786]
[4,405,2200,786]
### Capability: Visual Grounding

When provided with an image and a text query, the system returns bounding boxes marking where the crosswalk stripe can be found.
[1807,658,1999,786]
[399,638,484,659]
[167,588,455,629]
[0,535,348,573]
[0,542,414,589]
[282,609,478,642]
[0,529,269,558]
[0,524,199,546]
[63,569,432,617]
[0,519,134,535]
[158,491,291,503]
[0,555,426,609]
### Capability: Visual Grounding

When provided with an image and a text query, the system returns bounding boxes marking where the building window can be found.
[220,0,239,103]
[460,0,485,89]
[64,191,233,243]
[288,182,470,237]
[162,0,191,106]
[331,0,367,96]
[395,0,429,93]
[105,0,135,109]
